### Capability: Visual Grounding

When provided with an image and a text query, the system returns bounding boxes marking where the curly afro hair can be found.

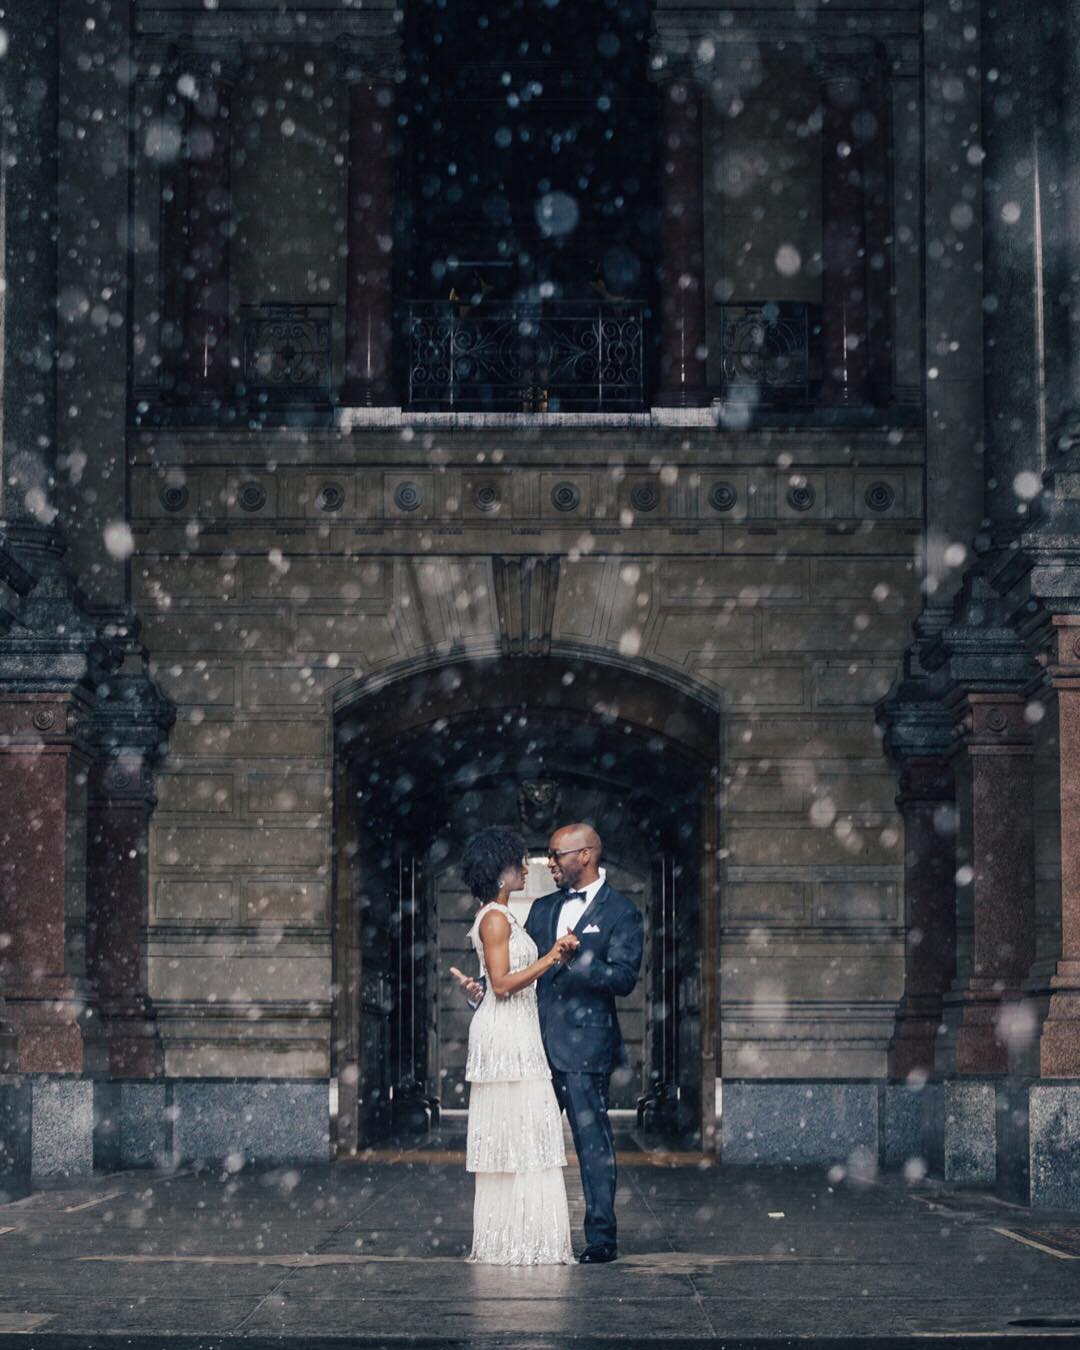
[460,825,526,902]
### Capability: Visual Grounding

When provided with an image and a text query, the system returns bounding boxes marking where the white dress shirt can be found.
[556,867,607,937]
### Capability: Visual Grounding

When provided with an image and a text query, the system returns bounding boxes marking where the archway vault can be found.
[331,652,723,1154]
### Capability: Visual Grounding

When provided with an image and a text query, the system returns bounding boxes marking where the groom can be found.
[526,823,644,1263]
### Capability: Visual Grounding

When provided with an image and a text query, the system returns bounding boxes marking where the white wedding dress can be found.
[465,900,573,1264]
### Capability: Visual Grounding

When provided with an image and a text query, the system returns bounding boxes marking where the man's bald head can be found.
[547,822,603,889]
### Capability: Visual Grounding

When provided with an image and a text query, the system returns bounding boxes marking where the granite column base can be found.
[0,1077,31,1200]
[1030,1082,1080,1208]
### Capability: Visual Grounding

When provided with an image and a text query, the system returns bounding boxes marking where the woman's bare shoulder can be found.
[478,906,512,940]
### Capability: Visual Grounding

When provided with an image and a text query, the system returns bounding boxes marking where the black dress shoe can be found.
[578,1244,618,1264]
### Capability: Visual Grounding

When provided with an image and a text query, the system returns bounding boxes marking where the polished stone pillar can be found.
[950,695,1036,1074]
[1055,0,1080,454]
[0,693,104,1074]
[889,759,957,1081]
[341,71,396,406]
[815,48,873,407]
[1039,619,1080,1073]
[86,761,162,1077]
[0,1,61,542]
[180,52,236,406]
[656,77,709,407]
[85,629,173,1078]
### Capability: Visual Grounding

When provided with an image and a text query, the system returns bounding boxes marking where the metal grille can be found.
[719,301,820,405]
[240,303,333,405]
[408,301,645,411]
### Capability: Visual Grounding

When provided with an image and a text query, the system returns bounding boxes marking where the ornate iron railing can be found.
[239,303,333,405]
[407,301,645,411]
[719,301,821,405]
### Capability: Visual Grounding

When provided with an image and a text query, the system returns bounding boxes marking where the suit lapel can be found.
[572,880,610,939]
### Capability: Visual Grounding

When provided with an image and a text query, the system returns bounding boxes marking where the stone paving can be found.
[2,1122,1080,1347]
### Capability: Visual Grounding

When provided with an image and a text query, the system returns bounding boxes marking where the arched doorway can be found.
[331,656,721,1152]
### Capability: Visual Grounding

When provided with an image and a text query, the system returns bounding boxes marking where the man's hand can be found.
[553,933,580,962]
[450,966,485,1004]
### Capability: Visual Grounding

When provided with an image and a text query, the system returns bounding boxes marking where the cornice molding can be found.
[135,7,402,53]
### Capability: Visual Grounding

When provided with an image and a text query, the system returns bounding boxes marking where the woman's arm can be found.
[479,910,577,998]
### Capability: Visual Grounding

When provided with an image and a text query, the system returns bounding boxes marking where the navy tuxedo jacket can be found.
[524,881,644,1075]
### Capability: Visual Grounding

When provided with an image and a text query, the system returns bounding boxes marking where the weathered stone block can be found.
[763,610,910,655]
[813,881,899,924]
[155,825,327,870]
[812,559,916,601]
[943,1080,996,1185]
[653,612,757,664]
[722,881,805,922]
[135,558,240,603]
[244,558,388,602]
[728,825,901,867]
[725,768,808,814]
[156,773,235,815]
[704,664,805,708]
[1029,1082,1080,1208]
[722,1080,879,1165]
[149,945,330,1003]
[725,715,883,759]
[142,613,288,657]
[168,719,326,759]
[244,666,354,710]
[246,772,330,814]
[661,557,804,601]
[881,1082,928,1170]
[292,611,399,662]
[241,879,329,925]
[171,1080,330,1166]
[0,1079,31,1200]
[155,879,235,922]
[31,1077,94,1178]
[153,664,237,708]
[815,661,898,708]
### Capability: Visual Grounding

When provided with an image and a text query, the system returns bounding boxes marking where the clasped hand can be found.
[449,932,579,1005]
[549,932,579,964]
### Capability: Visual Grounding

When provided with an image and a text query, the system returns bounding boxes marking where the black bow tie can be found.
[563,891,586,901]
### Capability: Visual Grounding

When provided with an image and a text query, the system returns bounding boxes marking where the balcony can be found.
[406,301,646,413]
[133,296,918,432]
[239,303,334,408]
[718,301,822,408]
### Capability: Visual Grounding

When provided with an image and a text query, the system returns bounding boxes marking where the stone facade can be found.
[1,0,1079,1198]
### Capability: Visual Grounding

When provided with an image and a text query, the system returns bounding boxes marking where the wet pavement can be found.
[2,1120,1080,1348]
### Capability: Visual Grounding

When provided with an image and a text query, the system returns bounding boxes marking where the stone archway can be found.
[331,653,722,1153]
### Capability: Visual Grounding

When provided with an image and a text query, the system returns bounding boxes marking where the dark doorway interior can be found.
[334,659,719,1152]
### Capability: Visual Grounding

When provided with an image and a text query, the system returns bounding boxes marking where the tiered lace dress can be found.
[465,901,572,1264]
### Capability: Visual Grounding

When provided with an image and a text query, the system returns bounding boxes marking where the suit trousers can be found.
[551,1069,617,1248]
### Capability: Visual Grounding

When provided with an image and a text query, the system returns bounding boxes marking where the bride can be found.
[456,826,579,1265]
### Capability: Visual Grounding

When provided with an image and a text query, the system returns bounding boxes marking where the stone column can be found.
[179,50,236,406]
[655,76,709,407]
[814,46,874,407]
[948,695,1036,1075]
[340,47,397,407]
[0,1,61,548]
[0,692,104,1074]
[0,549,32,1077]
[1053,2,1080,455]
[889,759,958,1080]
[86,636,173,1078]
